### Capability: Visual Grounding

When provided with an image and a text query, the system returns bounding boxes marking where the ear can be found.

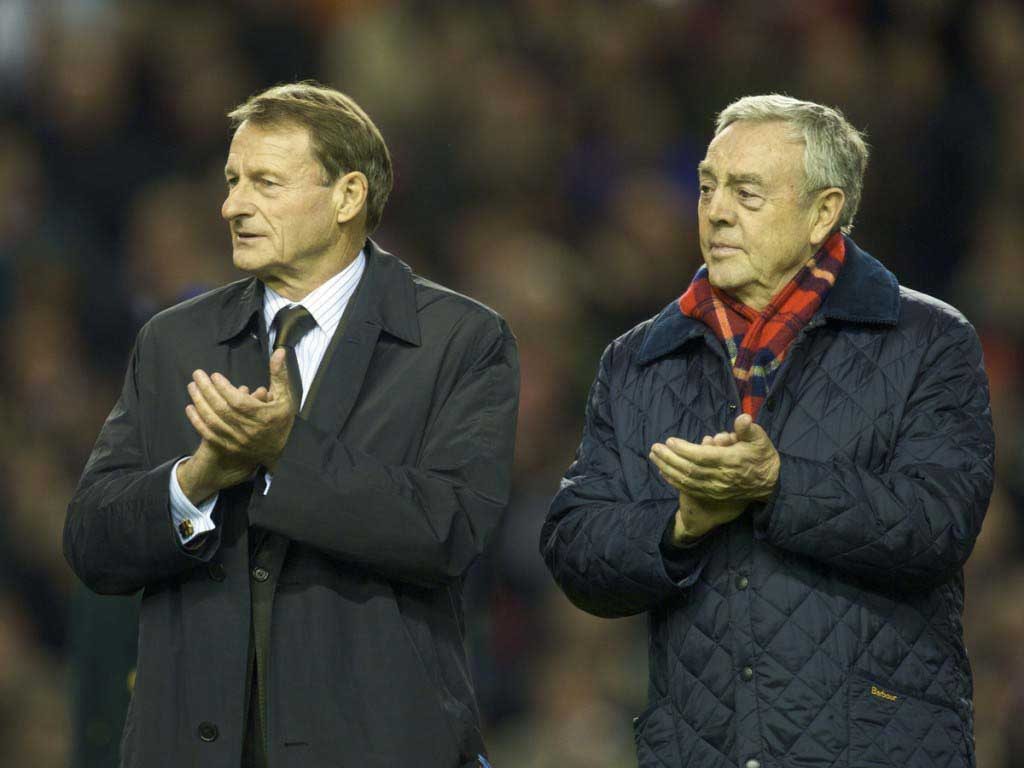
[332,171,369,227]
[808,187,845,246]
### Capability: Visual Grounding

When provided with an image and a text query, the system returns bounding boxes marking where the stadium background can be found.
[1,0,1022,765]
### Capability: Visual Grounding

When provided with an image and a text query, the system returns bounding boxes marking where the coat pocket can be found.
[847,673,971,768]
[633,697,682,767]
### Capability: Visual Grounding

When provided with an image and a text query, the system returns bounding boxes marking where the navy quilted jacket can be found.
[542,239,994,768]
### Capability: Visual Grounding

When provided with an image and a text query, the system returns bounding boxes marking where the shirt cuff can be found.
[169,457,218,544]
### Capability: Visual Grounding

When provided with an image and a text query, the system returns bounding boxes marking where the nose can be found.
[703,187,736,227]
[221,182,253,221]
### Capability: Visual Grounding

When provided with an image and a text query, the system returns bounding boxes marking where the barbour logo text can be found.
[870,685,898,702]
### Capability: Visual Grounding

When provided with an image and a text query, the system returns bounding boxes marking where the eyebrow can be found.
[223,165,285,179]
[697,163,766,187]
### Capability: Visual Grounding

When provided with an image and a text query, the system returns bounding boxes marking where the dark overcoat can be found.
[65,241,519,768]
[542,239,993,768]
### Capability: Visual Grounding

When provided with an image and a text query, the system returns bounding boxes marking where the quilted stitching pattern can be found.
[542,250,993,768]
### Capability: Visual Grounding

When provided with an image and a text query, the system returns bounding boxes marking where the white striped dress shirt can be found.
[170,251,366,544]
[261,252,364,411]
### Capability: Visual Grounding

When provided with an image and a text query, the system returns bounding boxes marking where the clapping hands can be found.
[648,414,780,545]
[175,349,298,504]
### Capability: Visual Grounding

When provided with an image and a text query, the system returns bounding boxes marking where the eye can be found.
[736,188,763,207]
[698,183,714,197]
[257,178,278,188]
[225,177,238,188]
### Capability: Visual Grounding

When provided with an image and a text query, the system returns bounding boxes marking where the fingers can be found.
[650,447,685,486]
[734,413,772,445]
[193,370,234,417]
[185,404,222,445]
[227,383,270,403]
[656,423,775,504]
[712,431,737,446]
[657,463,731,501]
[657,468,685,491]
[650,445,712,481]
[650,447,735,501]
[268,349,292,398]
[702,431,736,446]
[663,437,733,467]
[187,379,242,448]
[734,413,754,441]
[209,372,259,415]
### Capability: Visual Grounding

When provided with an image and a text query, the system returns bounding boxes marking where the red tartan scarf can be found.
[678,232,846,418]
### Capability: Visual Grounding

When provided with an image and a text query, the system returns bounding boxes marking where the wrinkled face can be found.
[222,121,341,283]
[697,120,816,304]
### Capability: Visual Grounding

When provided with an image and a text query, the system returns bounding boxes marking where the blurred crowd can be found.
[1,0,1022,765]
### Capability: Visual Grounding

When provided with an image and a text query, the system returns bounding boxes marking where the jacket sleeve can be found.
[64,324,218,595]
[540,345,712,619]
[246,317,519,588]
[752,314,994,591]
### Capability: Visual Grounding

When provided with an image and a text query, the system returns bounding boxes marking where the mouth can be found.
[708,243,743,257]
[234,232,264,243]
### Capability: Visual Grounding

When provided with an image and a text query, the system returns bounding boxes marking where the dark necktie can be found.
[271,305,316,406]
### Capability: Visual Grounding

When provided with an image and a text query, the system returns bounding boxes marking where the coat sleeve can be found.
[540,344,712,619]
[64,324,218,595]
[752,314,994,591]
[246,317,519,588]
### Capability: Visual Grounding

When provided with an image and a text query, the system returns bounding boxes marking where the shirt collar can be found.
[262,250,366,340]
[216,240,420,345]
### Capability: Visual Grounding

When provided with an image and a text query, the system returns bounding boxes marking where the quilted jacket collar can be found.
[638,236,900,365]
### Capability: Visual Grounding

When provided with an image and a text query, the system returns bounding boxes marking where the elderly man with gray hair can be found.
[542,94,993,768]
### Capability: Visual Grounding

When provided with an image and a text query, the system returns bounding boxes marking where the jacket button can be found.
[208,563,226,582]
[736,575,749,590]
[252,566,270,582]
[745,760,761,768]
[741,666,754,681]
[198,722,218,742]
[765,399,776,412]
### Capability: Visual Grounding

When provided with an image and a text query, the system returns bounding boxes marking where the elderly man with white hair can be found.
[542,94,993,768]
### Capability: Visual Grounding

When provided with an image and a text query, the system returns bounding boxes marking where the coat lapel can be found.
[300,239,420,434]
[217,277,270,392]
[302,312,381,433]
[226,328,270,395]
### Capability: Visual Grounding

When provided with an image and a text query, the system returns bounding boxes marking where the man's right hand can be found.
[176,384,269,505]
[663,431,747,546]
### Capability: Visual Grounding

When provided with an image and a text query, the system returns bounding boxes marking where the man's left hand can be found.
[650,414,780,503]
[185,348,298,471]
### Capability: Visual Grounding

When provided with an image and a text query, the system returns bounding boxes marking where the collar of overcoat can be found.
[637,235,901,367]
[213,239,422,347]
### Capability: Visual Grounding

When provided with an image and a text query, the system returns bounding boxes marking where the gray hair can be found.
[716,94,869,233]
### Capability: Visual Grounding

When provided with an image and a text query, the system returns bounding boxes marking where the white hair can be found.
[716,94,870,233]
